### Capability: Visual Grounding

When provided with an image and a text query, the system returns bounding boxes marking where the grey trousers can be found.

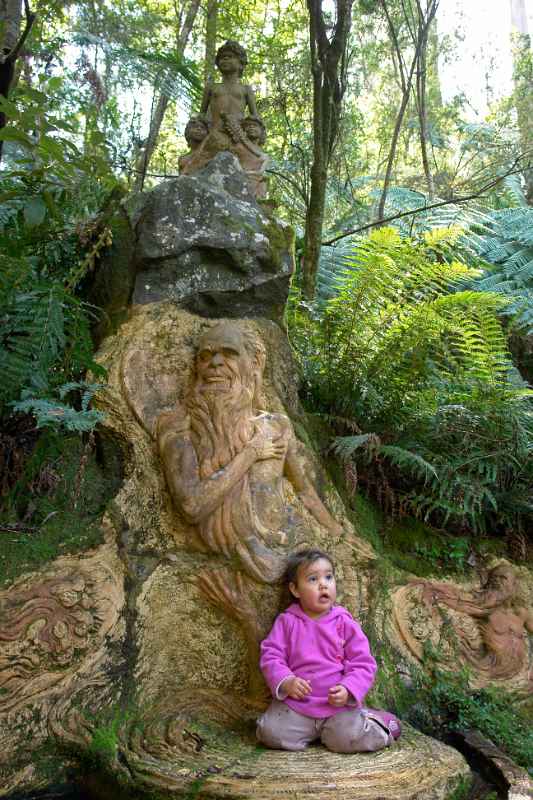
[256,700,393,753]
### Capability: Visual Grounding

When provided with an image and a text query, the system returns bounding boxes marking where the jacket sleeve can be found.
[259,614,294,697]
[338,616,377,706]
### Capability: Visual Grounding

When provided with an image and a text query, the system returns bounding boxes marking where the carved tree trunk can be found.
[0,0,35,162]
[134,0,201,191]
[302,0,354,300]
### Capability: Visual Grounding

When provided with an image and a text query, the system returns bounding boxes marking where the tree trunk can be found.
[134,0,201,191]
[302,0,353,300]
[0,0,35,162]
[510,0,533,204]
[416,3,438,200]
[203,0,218,86]
[377,90,411,219]
[376,0,439,219]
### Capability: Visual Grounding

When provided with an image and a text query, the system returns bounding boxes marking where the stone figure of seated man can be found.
[156,322,342,584]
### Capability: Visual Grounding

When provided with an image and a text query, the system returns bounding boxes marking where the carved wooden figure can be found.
[393,564,533,690]
[156,322,342,585]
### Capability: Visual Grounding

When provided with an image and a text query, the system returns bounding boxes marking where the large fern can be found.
[293,227,533,534]
[470,207,533,333]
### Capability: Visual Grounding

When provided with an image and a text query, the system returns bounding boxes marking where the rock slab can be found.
[130,152,294,322]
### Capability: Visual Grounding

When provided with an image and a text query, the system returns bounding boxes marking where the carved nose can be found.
[210,353,224,367]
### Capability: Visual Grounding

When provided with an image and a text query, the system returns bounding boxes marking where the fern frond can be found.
[378,445,438,483]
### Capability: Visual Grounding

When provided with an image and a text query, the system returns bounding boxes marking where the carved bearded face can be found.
[486,566,516,600]
[187,324,265,474]
[195,325,253,398]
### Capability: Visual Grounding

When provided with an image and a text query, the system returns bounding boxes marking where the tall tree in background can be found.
[0,0,35,162]
[203,0,218,85]
[134,0,201,191]
[377,0,439,219]
[510,0,533,204]
[302,0,354,300]
[415,2,439,199]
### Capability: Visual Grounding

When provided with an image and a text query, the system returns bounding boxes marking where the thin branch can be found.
[266,168,309,206]
[0,524,39,534]
[4,0,36,64]
[322,159,525,246]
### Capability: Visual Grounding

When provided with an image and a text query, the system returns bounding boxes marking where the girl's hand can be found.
[282,676,312,699]
[328,684,349,707]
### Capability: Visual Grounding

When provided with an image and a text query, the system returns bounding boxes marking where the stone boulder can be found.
[130,152,294,323]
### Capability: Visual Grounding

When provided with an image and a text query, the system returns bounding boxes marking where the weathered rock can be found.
[390,566,533,693]
[130,152,294,322]
[0,526,125,796]
[107,696,471,800]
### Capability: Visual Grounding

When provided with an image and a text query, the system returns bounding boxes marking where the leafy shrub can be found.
[472,207,533,334]
[292,227,533,536]
[409,666,533,774]
[0,78,116,431]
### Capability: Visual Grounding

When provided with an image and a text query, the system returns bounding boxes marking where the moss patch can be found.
[262,217,295,272]
[0,431,122,588]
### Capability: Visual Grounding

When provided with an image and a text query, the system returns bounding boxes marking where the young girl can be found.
[256,548,400,753]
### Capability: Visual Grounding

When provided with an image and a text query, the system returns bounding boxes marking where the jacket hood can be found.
[285,602,347,622]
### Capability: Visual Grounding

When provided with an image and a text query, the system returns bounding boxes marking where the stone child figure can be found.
[201,40,259,134]
[178,116,209,174]
[180,41,268,193]
[156,323,342,584]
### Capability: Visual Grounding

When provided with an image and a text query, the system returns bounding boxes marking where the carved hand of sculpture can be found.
[197,567,266,700]
[249,428,285,461]
[197,569,260,637]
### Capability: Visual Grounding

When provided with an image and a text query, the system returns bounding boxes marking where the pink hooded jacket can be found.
[260,603,377,718]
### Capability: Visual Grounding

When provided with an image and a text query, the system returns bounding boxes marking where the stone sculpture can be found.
[180,41,269,196]
[393,563,533,690]
[178,115,209,174]
[0,539,124,725]
[156,321,342,585]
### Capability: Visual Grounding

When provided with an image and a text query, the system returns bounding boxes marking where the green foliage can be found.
[74,31,203,111]
[87,710,130,766]
[0,79,113,431]
[472,207,533,333]
[292,227,533,535]
[0,433,115,588]
[409,666,533,774]
[13,383,105,432]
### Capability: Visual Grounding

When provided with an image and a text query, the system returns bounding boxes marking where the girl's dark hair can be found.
[284,549,335,588]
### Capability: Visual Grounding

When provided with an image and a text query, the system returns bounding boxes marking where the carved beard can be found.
[186,374,254,479]
[185,361,283,584]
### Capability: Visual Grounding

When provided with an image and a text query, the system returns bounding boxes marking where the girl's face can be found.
[289,558,336,619]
